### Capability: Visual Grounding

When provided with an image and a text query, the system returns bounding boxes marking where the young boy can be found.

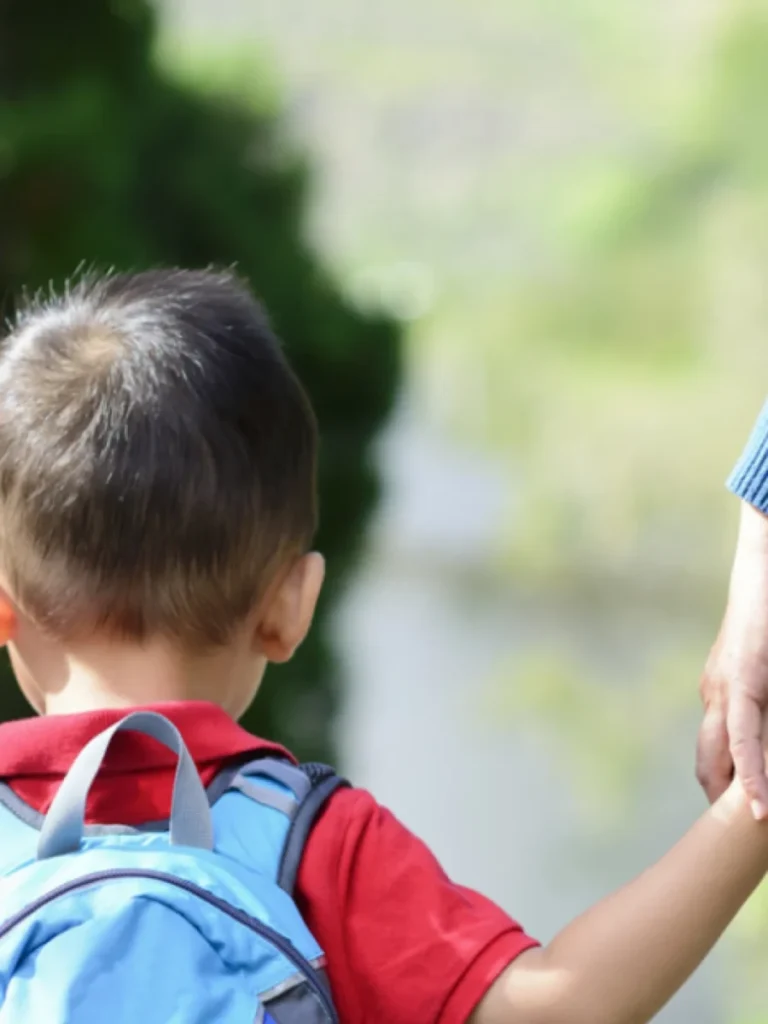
[0,267,764,1024]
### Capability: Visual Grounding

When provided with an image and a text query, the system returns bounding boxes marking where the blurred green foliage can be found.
[0,0,401,762]
[467,4,768,1018]
[417,3,768,600]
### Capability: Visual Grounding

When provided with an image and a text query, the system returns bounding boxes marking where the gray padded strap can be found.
[37,711,214,860]
[230,776,298,817]
[238,758,312,802]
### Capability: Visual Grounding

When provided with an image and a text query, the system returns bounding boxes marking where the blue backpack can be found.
[0,710,346,1023]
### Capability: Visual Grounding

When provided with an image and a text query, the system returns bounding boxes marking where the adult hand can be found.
[698,502,768,818]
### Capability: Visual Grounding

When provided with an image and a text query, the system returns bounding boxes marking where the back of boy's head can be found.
[0,269,318,649]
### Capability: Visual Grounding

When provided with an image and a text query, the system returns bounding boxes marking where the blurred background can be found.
[3,0,768,1020]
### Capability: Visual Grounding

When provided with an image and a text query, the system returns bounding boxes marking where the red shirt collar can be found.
[0,701,293,779]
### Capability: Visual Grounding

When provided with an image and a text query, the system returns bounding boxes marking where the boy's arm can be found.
[471,780,768,1024]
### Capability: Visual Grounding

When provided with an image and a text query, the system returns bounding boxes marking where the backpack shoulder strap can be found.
[277,763,350,895]
[225,757,350,896]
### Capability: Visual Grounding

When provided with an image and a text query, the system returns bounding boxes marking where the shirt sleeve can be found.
[728,398,768,512]
[295,787,538,1024]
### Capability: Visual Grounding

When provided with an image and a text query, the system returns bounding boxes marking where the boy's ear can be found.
[0,592,16,646]
[255,553,325,664]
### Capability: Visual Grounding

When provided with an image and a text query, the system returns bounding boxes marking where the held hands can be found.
[698,503,768,819]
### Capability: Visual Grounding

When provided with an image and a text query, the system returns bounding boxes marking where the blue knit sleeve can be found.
[728,399,768,513]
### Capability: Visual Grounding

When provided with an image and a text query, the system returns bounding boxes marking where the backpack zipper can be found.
[0,868,338,1023]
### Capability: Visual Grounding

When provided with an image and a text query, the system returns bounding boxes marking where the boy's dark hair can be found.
[0,268,318,648]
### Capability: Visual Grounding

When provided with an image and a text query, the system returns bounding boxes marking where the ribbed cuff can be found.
[728,399,768,513]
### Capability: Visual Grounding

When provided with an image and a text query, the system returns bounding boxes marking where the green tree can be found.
[0,0,400,762]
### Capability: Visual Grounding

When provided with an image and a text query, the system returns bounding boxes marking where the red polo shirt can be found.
[0,702,537,1023]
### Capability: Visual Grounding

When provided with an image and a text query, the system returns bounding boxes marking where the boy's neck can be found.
[8,627,264,719]
[43,656,216,715]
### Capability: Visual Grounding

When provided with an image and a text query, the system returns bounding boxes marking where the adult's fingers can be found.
[696,704,732,804]
[727,693,768,819]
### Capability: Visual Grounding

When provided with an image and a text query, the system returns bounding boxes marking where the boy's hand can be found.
[698,502,768,818]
